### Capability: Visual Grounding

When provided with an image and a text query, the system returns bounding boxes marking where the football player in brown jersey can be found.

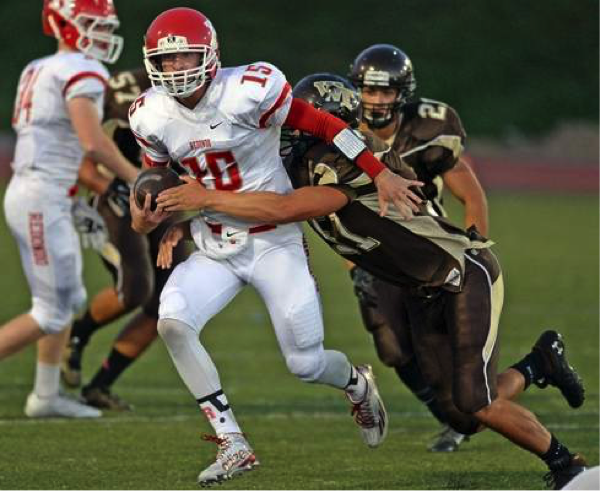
[347,43,489,452]
[155,73,587,489]
[61,68,188,410]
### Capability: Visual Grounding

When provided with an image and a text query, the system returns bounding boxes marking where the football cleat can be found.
[61,337,84,388]
[428,425,469,453]
[347,364,389,448]
[24,392,102,418]
[544,453,588,489]
[197,433,259,486]
[532,330,585,408]
[82,385,133,411]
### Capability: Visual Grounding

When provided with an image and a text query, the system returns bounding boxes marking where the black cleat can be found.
[532,330,585,408]
[61,337,84,388]
[544,453,587,489]
[428,425,469,453]
[82,386,133,411]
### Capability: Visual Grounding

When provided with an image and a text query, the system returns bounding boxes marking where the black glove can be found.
[105,177,131,218]
[349,266,378,308]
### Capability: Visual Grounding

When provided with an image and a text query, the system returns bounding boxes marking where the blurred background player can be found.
[347,43,489,451]
[0,0,138,418]
[61,67,189,410]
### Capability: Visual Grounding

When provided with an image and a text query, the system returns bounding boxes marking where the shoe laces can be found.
[351,396,376,429]
[201,433,249,469]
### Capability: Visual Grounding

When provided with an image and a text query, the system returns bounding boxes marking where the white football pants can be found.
[157,224,352,401]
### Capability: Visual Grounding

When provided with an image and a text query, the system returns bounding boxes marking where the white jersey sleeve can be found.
[128,88,171,166]
[60,59,108,103]
[230,62,292,129]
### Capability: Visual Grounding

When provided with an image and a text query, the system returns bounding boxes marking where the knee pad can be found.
[285,298,324,350]
[157,318,197,352]
[31,298,74,334]
[285,346,326,383]
[159,287,195,327]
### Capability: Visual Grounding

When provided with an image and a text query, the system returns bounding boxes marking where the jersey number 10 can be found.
[180,151,242,191]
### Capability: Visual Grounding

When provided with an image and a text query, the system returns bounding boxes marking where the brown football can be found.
[133,167,183,211]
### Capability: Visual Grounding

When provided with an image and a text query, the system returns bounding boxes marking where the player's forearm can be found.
[204,187,348,225]
[77,157,111,195]
[204,190,296,224]
[85,134,138,184]
[464,195,489,236]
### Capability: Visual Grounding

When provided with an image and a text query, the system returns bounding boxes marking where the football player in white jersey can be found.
[128,7,423,486]
[0,0,138,419]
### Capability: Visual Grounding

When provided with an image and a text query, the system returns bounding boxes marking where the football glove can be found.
[72,197,108,251]
[349,266,378,308]
[105,177,131,218]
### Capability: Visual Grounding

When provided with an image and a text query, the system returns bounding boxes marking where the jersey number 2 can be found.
[181,151,242,191]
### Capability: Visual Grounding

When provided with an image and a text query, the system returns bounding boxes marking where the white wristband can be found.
[333,128,367,160]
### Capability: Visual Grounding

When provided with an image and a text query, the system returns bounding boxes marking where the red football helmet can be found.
[143,8,220,98]
[42,0,123,64]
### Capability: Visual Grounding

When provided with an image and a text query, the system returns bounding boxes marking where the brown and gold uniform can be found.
[98,68,187,318]
[285,118,503,433]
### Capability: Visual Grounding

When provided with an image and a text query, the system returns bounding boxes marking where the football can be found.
[133,167,183,211]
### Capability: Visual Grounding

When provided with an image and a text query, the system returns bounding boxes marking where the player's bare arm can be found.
[129,191,170,234]
[68,97,138,184]
[443,158,489,236]
[157,177,348,224]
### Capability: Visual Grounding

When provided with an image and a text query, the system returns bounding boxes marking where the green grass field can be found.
[0,190,598,490]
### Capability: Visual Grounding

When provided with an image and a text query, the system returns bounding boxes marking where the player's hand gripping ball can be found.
[133,167,182,211]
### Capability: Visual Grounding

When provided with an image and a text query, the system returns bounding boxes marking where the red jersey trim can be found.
[62,72,108,98]
[259,82,292,128]
[142,153,169,168]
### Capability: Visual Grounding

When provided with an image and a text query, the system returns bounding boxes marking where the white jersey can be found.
[129,62,294,229]
[11,51,108,190]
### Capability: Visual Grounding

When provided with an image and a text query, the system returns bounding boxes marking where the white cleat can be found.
[24,392,102,419]
[197,433,259,487]
[347,364,388,448]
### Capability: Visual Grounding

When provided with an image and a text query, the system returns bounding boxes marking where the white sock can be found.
[197,390,241,435]
[33,362,60,399]
[345,365,367,403]
[158,319,242,434]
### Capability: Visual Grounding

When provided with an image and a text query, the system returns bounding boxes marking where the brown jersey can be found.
[284,131,490,292]
[384,98,466,216]
[103,68,151,167]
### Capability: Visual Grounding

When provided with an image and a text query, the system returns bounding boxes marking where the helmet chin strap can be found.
[48,16,62,41]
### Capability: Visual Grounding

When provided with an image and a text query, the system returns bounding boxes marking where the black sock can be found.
[541,434,573,470]
[510,351,546,390]
[395,360,447,425]
[87,349,135,390]
[70,310,103,348]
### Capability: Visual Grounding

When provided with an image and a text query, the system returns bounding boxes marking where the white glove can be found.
[72,197,108,251]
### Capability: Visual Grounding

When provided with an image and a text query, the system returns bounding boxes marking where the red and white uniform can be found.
[130,63,327,363]
[3,52,108,333]
[130,62,296,230]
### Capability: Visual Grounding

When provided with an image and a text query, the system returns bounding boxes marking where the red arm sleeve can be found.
[284,98,386,178]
